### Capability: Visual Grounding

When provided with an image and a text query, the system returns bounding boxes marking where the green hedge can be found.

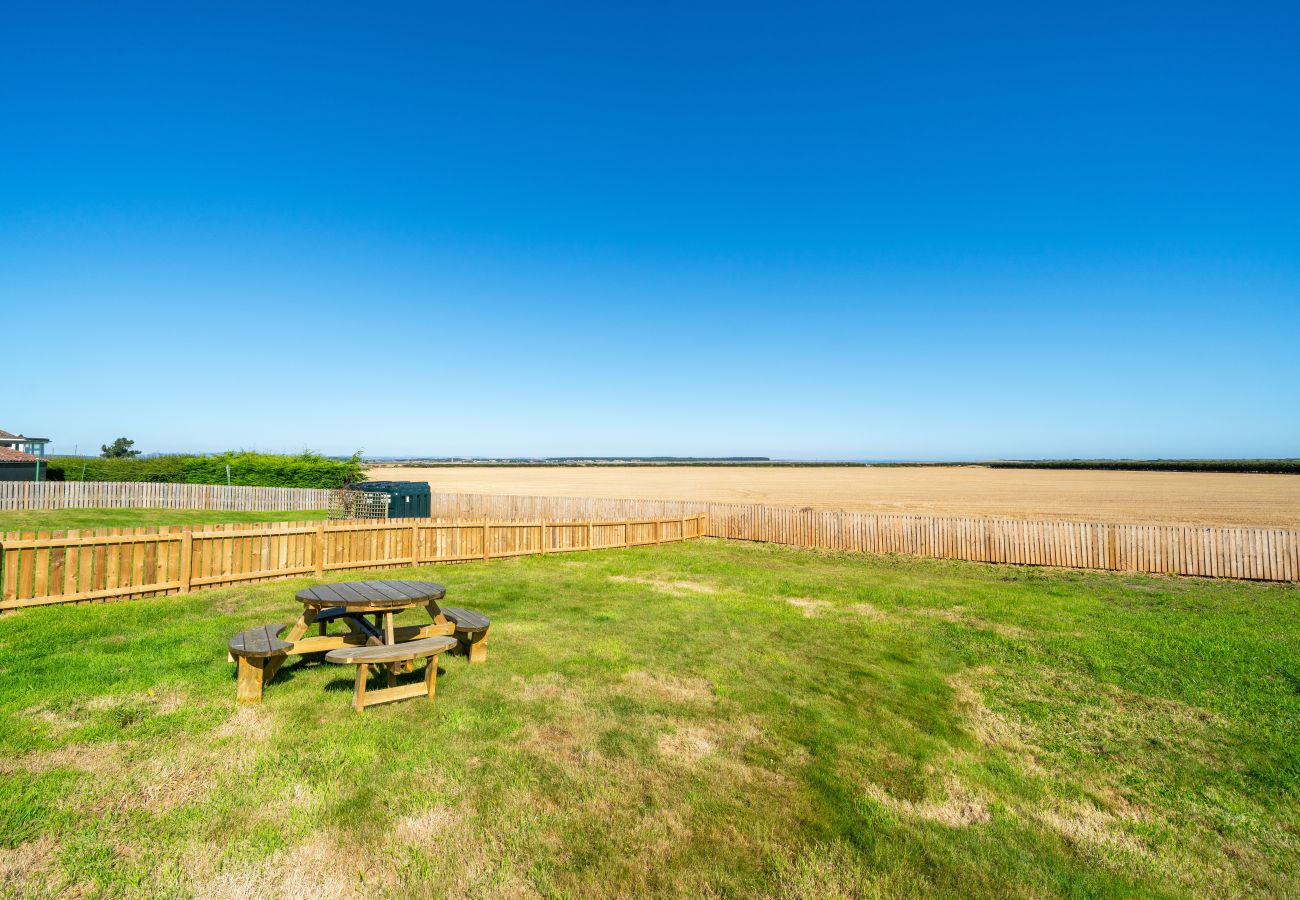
[45,456,188,483]
[46,451,366,488]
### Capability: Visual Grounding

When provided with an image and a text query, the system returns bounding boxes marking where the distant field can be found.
[0,508,327,533]
[366,465,1300,528]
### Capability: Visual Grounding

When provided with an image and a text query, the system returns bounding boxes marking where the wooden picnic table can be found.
[229,579,497,704]
[242,580,452,694]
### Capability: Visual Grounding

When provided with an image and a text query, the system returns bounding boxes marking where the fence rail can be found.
[419,491,1300,582]
[0,514,707,610]
[0,481,359,513]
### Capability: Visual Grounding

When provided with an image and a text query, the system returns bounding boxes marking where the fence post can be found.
[314,524,325,577]
[410,522,420,567]
[625,521,631,547]
[654,519,661,544]
[179,531,192,594]
[483,522,491,561]
[539,522,547,554]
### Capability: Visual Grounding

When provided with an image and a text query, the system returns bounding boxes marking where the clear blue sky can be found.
[3,2,1297,460]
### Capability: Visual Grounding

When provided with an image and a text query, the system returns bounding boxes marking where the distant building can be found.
[0,446,45,481]
[0,428,50,457]
[0,429,50,481]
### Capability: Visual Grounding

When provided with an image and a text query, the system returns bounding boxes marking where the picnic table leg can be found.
[283,607,319,644]
[425,656,438,699]
[417,602,451,673]
[354,663,369,712]
[380,612,404,681]
[236,656,265,704]
[265,608,316,682]
[466,631,489,664]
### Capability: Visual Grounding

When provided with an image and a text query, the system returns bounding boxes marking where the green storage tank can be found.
[349,481,431,519]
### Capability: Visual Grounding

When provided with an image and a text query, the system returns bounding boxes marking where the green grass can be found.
[0,539,1296,897]
[0,508,328,533]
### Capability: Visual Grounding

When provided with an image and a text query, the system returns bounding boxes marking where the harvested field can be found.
[365,465,1300,528]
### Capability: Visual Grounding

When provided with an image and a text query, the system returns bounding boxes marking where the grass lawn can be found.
[0,539,1296,897]
[0,508,328,533]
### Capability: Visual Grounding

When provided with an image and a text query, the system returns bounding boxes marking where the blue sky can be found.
[2,1,1297,459]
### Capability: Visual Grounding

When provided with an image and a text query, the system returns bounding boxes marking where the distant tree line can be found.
[984,459,1300,475]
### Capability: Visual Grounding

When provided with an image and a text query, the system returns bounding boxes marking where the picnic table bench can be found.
[326,635,458,712]
[228,623,293,704]
[440,606,491,663]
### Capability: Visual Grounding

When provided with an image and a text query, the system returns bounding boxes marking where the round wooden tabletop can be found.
[295,580,446,611]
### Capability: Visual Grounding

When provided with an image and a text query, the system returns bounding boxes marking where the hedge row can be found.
[45,452,367,488]
[985,459,1300,475]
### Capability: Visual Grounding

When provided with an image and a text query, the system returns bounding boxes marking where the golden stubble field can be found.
[364,465,1300,528]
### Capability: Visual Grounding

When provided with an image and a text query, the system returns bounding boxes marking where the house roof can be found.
[0,446,41,463]
[0,429,49,442]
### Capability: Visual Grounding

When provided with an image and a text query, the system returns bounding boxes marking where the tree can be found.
[101,437,141,459]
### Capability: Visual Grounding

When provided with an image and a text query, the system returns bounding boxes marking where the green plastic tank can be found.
[348,481,431,519]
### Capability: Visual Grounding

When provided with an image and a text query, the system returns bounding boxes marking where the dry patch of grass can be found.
[608,575,718,594]
[864,775,990,827]
[1,740,125,776]
[619,671,715,704]
[0,836,56,894]
[765,841,921,899]
[212,704,275,742]
[2,739,216,813]
[185,833,366,900]
[941,665,1232,868]
[946,667,1052,777]
[5,702,274,821]
[656,725,717,764]
[785,597,831,617]
[394,805,457,845]
[213,595,244,614]
[131,756,217,813]
[951,665,1227,785]
[514,672,575,702]
[20,688,189,737]
[848,602,890,621]
[914,607,1027,639]
[1035,800,1150,858]
[522,723,602,769]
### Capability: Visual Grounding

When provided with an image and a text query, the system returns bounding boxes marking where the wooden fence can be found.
[0,514,707,611]
[420,492,1300,582]
[0,481,358,513]
[702,504,1299,582]
[1,488,1294,612]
